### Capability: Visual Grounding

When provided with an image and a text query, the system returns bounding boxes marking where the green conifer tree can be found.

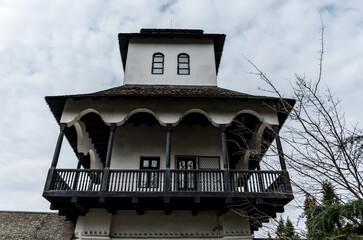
[276,216,286,239]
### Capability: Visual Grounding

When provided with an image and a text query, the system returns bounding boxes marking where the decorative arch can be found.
[126,108,159,123]
[174,109,217,127]
[63,108,106,127]
[89,149,102,169]
[233,109,265,124]
[227,111,271,170]
[73,121,84,153]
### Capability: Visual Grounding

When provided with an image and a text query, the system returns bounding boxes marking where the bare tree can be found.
[246,20,363,203]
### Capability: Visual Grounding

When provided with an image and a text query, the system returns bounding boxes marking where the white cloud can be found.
[0,0,362,237]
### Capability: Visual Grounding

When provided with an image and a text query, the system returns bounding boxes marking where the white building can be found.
[43,29,295,240]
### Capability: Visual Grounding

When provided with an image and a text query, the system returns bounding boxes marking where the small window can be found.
[140,157,160,188]
[152,53,164,74]
[178,53,190,75]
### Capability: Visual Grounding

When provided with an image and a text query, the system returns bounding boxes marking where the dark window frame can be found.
[151,53,164,74]
[177,53,190,75]
[139,157,160,188]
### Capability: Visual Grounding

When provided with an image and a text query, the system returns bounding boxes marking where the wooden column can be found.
[272,125,287,171]
[165,124,172,195]
[44,123,67,191]
[273,125,292,192]
[220,124,231,192]
[51,123,67,168]
[165,124,172,169]
[101,123,117,192]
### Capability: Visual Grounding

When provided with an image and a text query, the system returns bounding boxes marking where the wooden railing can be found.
[108,170,165,192]
[47,169,291,195]
[230,170,289,193]
[50,169,103,191]
[171,170,224,192]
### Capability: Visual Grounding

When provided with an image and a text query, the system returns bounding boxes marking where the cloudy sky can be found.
[0,0,362,236]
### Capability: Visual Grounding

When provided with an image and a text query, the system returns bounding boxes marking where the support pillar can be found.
[101,123,117,192]
[164,124,172,214]
[272,125,292,192]
[220,124,231,192]
[165,124,172,192]
[272,125,286,171]
[44,123,67,191]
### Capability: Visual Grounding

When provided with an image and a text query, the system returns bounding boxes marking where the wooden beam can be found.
[132,197,144,215]
[192,197,200,216]
[71,196,87,215]
[99,195,115,214]
[164,197,171,215]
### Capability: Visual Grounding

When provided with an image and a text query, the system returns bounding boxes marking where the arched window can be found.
[178,53,190,75]
[152,53,164,74]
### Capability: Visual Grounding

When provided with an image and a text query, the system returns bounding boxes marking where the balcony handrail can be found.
[171,169,224,172]
[230,169,284,174]
[46,168,292,195]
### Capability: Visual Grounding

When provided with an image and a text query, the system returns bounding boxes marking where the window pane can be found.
[179,161,186,169]
[152,68,163,74]
[154,56,163,62]
[179,57,189,63]
[143,160,149,168]
[179,69,189,75]
[179,63,188,68]
[153,63,163,68]
[151,160,158,168]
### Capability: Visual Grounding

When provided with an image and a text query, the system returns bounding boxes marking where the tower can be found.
[43,29,294,239]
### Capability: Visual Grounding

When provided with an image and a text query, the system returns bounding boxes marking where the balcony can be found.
[43,168,293,221]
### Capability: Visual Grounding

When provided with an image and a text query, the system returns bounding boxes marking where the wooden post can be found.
[101,124,116,192]
[51,123,67,168]
[165,124,172,192]
[272,125,287,171]
[220,125,231,192]
[44,123,67,191]
[73,153,84,190]
[273,125,292,192]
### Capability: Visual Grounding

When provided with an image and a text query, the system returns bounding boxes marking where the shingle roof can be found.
[0,211,75,240]
[45,84,295,124]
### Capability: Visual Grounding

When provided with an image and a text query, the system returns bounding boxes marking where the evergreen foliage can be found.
[304,181,363,239]
[272,216,301,240]
[322,181,340,206]
[305,199,363,239]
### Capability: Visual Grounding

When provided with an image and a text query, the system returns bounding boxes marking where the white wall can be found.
[110,123,223,170]
[73,209,253,240]
[124,38,217,86]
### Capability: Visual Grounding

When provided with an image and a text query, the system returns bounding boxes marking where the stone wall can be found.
[0,211,75,240]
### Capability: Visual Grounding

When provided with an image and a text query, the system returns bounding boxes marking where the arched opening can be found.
[80,112,109,166]
[111,111,164,170]
[227,113,263,170]
[173,112,221,173]
[125,112,159,127]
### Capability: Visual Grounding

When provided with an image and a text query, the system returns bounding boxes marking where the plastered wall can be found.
[111,123,223,170]
[73,209,253,240]
[124,38,217,86]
